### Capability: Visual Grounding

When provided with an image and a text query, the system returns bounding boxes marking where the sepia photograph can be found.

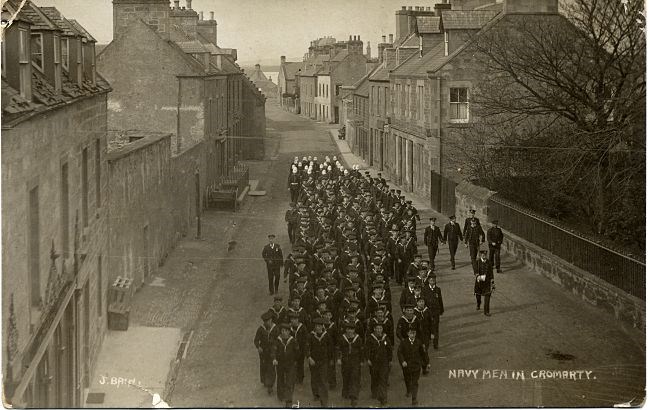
[0,0,645,408]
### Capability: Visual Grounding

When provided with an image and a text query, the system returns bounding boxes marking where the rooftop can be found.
[392,42,446,77]
[416,15,441,34]
[441,10,500,30]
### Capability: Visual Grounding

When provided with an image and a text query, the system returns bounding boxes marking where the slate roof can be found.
[416,16,441,34]
[68,19,97,42]
[441,10,499,30]
[400,33,420,48]
[331,49,349,62]
[20,1,58,31]
[281,62,302,81]
[369,65,390,81]
[392,42,446,77]
[176,40,211,54]
[39,7,80,37]
[353,75,370,97]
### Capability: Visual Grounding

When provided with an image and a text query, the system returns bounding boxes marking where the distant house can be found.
[278,56,302,112]
[247,64,277,99]
[97,0,265,161]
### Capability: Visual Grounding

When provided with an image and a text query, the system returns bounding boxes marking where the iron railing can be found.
[487,195,645,299]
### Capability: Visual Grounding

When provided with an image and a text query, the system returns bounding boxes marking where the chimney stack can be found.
[210,11,214,20]
[186,0,192,10]
[174,0,180,9]
[281,56,286,64]
[389,34,394,43]
[199,11,203,20]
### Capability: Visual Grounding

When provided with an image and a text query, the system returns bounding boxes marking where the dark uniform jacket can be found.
[337,333,364,364]
[443,222,463,243]
[272,335,301,367]
[487,226,504,248]
[366,333,392,366]
[463,216,482,238]
[305,330,333,363]
[396,315,422,341]
[424,225,443,248]
[263,244,284,267]
[464,225,486,246]
[397,337,429,372]
[367,317,394,346]
[423,285,444,316]
[474,258,494,296]
[254,323,280,356]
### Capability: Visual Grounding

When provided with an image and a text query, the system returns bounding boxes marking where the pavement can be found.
[87,103,645,408]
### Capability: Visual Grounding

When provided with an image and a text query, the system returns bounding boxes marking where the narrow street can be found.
[131,103,644,408]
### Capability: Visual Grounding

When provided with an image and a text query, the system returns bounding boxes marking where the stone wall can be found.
[1,93,109,392]
[455,180,646,331]
[107,132,220,288]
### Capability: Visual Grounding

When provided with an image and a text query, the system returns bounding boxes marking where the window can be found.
[417,85,424,120]
[406,85,411,118]
[54,36,60,64]
[61,162,69,255]
[29,186,40,307]
[31,33,43,71]
[19,29,31,98]
[444,31,449,56]
[62,38,69,70]
[82,147,89,227]
[95,139,101,208]
[449,87,469,122]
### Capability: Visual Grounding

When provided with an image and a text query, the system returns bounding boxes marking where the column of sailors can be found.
[255,156,445,408]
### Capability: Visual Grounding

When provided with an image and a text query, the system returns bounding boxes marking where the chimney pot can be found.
[382,35,386,42]
[186,0,192,10]
[199,11,204,19]
[389,34,394,43]
[402,6,407,10]
[408,6,412,10]
[210,11,214,20]
[426,6,431,10]
[349,35,352,41]
[173,0,180,9]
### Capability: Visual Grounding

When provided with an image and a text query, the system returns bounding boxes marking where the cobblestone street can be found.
[128,104,644,408]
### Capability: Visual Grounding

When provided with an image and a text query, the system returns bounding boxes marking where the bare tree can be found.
[450,0,645,249]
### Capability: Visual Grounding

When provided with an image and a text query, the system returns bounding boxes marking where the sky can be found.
[35,0,416,65]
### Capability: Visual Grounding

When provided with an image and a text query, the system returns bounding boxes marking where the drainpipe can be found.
[437,76,442,175]
[177,77,182,154]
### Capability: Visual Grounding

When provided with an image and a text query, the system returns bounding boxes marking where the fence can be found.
[488,195,645,300]
[219,163,250,197]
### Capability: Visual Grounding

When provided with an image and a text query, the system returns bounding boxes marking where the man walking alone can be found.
[263,234,284,295]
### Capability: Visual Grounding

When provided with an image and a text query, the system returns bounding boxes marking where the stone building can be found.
[1,1,111,406]
[98,0,265,162]
[278,56,302,112]
[247,63,277,99]
[297,36,372,122]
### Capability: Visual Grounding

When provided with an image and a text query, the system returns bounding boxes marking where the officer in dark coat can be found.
[337,321,364,407]
[285,203,299,244]
[487,219,504,273]
[305,317,333,407]
[254,311,279,395]
[366,322,392,407]
[398,325,429,406]
[288,168,301,203]
[464,219,486,274]
[423,275,444,349]
[462,209,482,238]
[442,216,463,270]
[263,234,284,295]
[272,323,300,407]
[423,217,443,269]
[474,250,494,316]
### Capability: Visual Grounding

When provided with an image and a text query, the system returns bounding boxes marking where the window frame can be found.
[444,31,449,56]
[61,38,69,70]
[449,87,470,123]
[31,32,44,72]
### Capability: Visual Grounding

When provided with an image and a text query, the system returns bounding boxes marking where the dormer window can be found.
[31,33,44,72]
[19,28,31,99]
[62,38,69,70]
